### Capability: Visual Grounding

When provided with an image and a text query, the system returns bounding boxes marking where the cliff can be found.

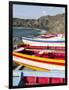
[13,13,65,34]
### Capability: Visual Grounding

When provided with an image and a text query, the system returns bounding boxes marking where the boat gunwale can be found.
[13,52,65,63]
[22,37,65,43]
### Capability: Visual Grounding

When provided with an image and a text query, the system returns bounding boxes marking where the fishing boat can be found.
[22,33,64,41]
[38,33,64,39]
[17,43,65,51]
[23,45,65,51]
[13,47,65,71]
[22,36,65,47]
[13,71,65,86]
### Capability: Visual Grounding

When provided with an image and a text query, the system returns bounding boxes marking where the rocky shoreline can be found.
[13,13,65,34]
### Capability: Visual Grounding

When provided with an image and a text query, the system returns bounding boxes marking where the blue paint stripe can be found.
[23,37,65,43]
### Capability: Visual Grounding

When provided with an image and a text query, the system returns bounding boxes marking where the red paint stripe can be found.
[38,77,50,84]
[35,53,65,60]
[27,46,64,48]
[13,53,65,66]
[26,46,65,50]
[51,78,64,84]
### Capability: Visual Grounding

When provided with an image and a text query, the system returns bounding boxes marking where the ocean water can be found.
[13,27,47,37]
[13,27,46,45]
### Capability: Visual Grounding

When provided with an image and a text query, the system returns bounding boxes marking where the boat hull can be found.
[22,37,65,47]
[25,45,65,51]
[13,52,65,71]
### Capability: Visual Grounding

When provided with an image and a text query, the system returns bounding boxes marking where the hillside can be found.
[13,13,65,34]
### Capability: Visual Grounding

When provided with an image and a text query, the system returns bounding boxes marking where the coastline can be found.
[13,26,47,32]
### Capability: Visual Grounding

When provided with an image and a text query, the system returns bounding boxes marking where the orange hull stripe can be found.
[13,53,65,66]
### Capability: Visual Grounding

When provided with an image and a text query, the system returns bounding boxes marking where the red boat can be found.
[19,76,65,85]
[25,45,65,51]
[17,44,65,51]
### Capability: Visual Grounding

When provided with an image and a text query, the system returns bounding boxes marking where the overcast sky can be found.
[13,4,65,19]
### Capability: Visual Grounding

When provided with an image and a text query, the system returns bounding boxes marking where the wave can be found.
[39,30,47,34]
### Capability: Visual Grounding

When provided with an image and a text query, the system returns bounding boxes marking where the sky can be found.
[13,4,65,19]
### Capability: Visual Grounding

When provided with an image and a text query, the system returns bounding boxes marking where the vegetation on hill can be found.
[13,13,65,34]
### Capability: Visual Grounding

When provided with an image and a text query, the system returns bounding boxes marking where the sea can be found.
[13,27,47,45]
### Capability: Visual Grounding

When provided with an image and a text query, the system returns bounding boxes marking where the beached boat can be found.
[24,48,65,54]
[38,33,64,38]
[24,45,65,51]
[17,43,65,51]
[36,34,65,40]
[13,71,65,86]
[22,36,65,47]
[22,33,65,41]
[13,47,65,71]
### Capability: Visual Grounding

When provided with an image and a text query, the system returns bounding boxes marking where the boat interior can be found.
[14,47,65,60]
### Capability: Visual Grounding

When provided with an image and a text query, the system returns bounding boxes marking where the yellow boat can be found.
[13,47,65,71]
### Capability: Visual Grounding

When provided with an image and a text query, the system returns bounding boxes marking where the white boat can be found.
[36,34,65,41]
[22,37,65,47]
